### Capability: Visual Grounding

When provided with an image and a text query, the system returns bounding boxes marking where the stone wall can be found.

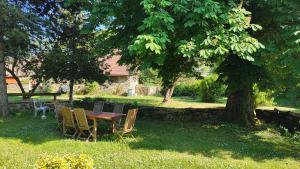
[136,85,161,96]
[8,101,56,112]
[256,109,300,133]
[8,102,32,112]
[8,101,300,132]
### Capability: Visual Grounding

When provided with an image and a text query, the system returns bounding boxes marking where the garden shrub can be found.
[112,84,124,95]
[35,154,94,169]
[173,75,226,103]
[76,82,101,95]
[253,84,275,107]
[173,80,201,97]
[198,75,226,103]
[139,69,162,86]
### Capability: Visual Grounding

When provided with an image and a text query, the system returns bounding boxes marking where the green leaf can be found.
[145,42,162,54]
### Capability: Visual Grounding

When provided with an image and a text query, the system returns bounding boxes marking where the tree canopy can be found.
[1,0,299,126]
[35,0,107,104]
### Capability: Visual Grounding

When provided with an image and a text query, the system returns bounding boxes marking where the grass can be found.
[77,94,226,108]
[75,94,300,113]
[8,94,300,113]
[0,112,299,168]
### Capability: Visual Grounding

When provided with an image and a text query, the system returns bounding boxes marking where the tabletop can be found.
[86,111,125,120]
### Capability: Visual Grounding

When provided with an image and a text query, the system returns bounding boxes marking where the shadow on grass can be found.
[0,112,299,162]
[129,119,300,162]
[0,112,62,145]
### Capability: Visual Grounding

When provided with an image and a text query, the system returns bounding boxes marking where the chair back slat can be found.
[123,109,138,132]
[113,104,124,114]
[61,107,76,128]
[93,101,104,113]
[54,102,65,119]
[73,108,89,130]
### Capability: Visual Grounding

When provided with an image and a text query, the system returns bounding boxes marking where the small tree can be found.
[0,0,36,116]
[38,1,107,105]
[4,28,43,99]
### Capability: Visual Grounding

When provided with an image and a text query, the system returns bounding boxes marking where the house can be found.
[5,76,17,85]
[102,55,138,96]
[104,55,130,83]
[5,55,140,95]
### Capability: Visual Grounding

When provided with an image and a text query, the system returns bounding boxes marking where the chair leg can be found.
[72,129,78,139]
[41,109,47,119]
[77,131,83,140]
[91,130,97,142]
[129,133,135,139]
[116,133,126,143]
[87,132,94,142]
[56,123,62,131]
[63,126,67,136]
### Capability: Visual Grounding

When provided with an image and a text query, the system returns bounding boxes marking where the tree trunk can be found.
[224,85,255,126]
[0,44,8,117]
[29,81,40,94]
[69,79,74,106]
[163,85,174,103]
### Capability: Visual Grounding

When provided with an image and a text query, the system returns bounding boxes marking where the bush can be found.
[199,75,226,103]
[35,154,94,169]
[139,69,162,86]
[253,84,275,107]
[173,80,201,97]
[76,82,101,95]
[173,75,226,103]
[112,84,125,95]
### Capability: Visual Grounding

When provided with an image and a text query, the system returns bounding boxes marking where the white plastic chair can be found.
[33,99,50,119]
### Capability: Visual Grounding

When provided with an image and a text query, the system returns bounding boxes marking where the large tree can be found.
[90,0,264,124]
[246,0,300,107]
[89,0,238,103]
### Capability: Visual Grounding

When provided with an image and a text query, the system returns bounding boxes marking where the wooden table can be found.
[86,111,125,141]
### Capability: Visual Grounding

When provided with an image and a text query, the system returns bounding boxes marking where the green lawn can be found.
[0,112,299,168]
[8,94,300,113]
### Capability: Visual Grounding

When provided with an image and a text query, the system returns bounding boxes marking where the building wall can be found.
[101,75,139,96]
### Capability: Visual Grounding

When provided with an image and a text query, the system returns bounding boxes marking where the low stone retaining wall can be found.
[73,101,224,121]
[8,101,300,132]
[256,109,300,133]
[8,101,33,112]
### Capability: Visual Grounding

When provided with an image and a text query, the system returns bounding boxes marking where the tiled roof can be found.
[6,76,17,84]
[104,55,130,76]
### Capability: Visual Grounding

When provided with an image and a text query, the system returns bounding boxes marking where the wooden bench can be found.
[8,92,62,100]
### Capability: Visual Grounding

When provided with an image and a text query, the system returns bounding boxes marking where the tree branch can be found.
[5,67,26,96]
[238,0,244,9]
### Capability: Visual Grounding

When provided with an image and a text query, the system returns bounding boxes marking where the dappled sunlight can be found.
[0,112,62,145]
[0,113,299,168]
[128,120,300,162]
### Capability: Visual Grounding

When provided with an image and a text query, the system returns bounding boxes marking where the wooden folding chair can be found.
[115,109,138,143]
[93,101,104,113]
[61,107,78,138]
[54,102,65,130]
[113,104,124,125]
[73,108,96,141]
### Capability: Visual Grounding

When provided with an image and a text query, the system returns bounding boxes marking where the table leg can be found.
[112,119,116,133]
[93,118,97,142]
